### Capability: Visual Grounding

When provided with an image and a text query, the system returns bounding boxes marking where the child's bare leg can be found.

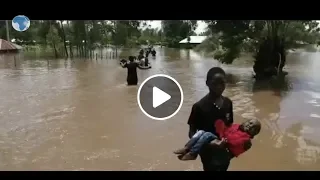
[173,147,188,155]
[180,152,197,160]
[177,154,184,160]
[174,130,206,155]
[180,132,219,161]
[180,139,226,160]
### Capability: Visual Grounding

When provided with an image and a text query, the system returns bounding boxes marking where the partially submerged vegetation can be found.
[195,21,320,79]
[1,20,320,79]
[0,20,198,58]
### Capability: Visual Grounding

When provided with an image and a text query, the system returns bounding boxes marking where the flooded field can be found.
[0,47,320,170]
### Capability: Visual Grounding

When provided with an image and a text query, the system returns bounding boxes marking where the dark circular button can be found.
[137,74,184,121]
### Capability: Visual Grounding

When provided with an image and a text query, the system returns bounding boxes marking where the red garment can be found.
[214,119,251,157]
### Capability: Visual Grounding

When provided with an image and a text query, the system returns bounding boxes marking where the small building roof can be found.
[0,39,22,51]
[179,36,207,44]
[12,43,23,50]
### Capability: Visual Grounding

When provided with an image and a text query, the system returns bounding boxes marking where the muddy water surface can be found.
[0,47,320,170]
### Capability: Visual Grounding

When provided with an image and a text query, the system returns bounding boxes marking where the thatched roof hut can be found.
[0,39,23,53]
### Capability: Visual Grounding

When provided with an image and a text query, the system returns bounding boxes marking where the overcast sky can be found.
[61,20,208,35]
[146,21,208,35]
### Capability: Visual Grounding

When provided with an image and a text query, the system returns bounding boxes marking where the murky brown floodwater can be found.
[0,47,320,170]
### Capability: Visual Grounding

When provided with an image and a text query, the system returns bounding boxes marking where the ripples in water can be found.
[0,47,320,170]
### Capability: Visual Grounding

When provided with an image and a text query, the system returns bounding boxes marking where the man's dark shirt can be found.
[187,94,234,171]
[124,62,139,85]
[188,94,233,135]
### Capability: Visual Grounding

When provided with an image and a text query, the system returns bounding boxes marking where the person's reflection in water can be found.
[120,56,142,86]
[252,76,291,95]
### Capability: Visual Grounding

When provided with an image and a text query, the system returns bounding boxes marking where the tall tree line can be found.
[0,20,198,58]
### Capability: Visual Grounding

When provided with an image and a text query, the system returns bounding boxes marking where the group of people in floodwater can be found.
[120,46,262,171]
[120,46,156,85]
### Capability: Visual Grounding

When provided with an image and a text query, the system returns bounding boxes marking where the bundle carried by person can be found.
[120,59,128,65]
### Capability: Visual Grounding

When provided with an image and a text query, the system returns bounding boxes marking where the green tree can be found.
[161,20,197,47]
[138,27,161,45]
[206,20,320,79]
[112,21,128,46]
[46,25,62,58]
[0,20,207,58]
[59,20,68,57]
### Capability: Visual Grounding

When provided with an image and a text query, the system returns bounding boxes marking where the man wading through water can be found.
[120,56,142,86]
[186,67,243,171]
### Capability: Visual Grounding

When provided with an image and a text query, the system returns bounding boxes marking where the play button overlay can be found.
[153,87,171,108]
[137,74,184,121]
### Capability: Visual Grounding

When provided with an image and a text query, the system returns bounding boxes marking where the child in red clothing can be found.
[174,119,261,160]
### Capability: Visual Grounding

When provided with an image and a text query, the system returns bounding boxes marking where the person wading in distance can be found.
[120,56,142,86]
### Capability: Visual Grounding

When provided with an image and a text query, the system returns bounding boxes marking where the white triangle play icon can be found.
[152,86,171,108]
